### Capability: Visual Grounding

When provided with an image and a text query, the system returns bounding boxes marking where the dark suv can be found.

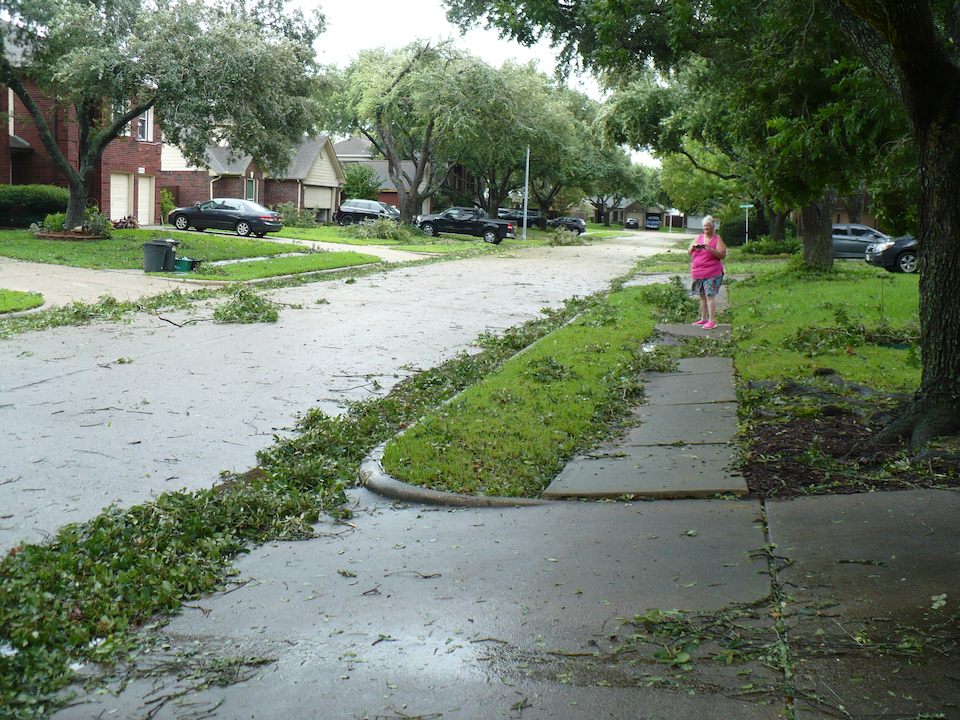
[334,199,400,225]
[498,208,543,229]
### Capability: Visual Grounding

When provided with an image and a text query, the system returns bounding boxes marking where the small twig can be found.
[384,570,441,579]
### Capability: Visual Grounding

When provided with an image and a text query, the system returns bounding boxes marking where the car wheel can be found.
[483,229,500,244]
[173,214,189,231]
[255,232,266,238]
[421,223,437,237]
[895,250,918,273]
[236,220,252,237]
[340,214,355,226]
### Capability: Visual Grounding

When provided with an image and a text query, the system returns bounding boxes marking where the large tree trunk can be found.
[798,191,835,270]
[769,211,788,243]
[875,65,960,448]
[819,0,960,448]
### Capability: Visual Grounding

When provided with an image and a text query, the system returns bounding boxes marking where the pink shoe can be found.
[703,321,717,329]
[692,319,707,325]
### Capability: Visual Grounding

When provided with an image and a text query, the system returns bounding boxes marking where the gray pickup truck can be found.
[417,207,516,244]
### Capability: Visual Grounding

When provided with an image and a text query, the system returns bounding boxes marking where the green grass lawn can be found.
[383,284,663,496]
[0,228,309,269]
[182,251,381,281]
[0,288,44,313]
[382,252,922,496]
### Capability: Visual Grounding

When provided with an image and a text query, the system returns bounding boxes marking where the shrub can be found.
[41,212,68,232]
[342,164,381,201]
[82,206,112,238]
[741,233,802,255]
[160,188,175,221]
[275,201,318,228]
[0,184,70,226]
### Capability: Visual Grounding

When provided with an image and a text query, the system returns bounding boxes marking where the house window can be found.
[113,103,131,136]
[135,108,153,142]
[245,178,256,201]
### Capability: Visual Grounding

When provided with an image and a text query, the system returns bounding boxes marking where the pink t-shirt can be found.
[691,234,725,279]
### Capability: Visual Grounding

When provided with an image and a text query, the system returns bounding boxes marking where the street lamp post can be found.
[739,203,755,244]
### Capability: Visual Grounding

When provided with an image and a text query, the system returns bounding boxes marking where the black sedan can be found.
[546,216,586,234]
[866,235,918,273]
[624,217,639,229]
[169,199,283,237]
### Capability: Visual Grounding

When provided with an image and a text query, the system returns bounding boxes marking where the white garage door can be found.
[110,173,133,221]
[137,175,155,226]
[303,186,332,209]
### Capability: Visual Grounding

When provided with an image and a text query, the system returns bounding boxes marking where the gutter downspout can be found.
[210,174,221,200]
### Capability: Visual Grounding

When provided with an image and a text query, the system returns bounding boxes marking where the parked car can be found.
[334,198,400,225]
[546,216,586,234]
[624,217,639,229]
[169,199,282,237]
[498,208,543,228]
[645,216,661,230]
[832,223,889,258]
[865,235,918,273]
[418,207,516,244]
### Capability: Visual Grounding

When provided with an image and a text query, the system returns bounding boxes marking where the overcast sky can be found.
[308,0,600,96]
[304,0,658,165]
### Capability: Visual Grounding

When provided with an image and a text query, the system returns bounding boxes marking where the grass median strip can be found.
[181,251,380,281]
[381,283,682,497]
[0,288,43,314]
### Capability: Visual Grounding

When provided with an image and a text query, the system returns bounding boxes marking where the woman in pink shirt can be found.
[687,215,727,329]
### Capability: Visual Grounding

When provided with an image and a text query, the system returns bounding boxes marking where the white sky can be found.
[304,0,657,166]
[310,0,595,91]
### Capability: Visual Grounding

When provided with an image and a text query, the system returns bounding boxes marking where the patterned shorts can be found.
[691,274,724,297]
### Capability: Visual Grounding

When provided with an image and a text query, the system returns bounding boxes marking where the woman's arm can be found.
[710,236,728,260]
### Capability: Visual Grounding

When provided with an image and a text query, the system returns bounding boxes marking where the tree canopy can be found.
[445,0,960,446]
[0,0,323,226]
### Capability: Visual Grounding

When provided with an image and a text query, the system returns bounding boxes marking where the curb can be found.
[359,443,550,508]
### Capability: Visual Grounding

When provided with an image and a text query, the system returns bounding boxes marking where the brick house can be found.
[2,81,161,224]
[160,136,345,221]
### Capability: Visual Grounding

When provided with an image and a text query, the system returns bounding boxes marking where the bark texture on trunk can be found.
[799,192,835,270]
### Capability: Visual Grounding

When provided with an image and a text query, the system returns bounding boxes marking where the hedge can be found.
[0,184,70,226]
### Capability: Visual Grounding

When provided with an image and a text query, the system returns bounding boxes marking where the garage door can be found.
[110,173,132,221]
[303,186,332,209]
[137,175,155,226]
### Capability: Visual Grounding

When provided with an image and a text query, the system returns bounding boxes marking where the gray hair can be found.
[702,215,718,228]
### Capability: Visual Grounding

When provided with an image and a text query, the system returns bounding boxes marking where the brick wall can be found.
[161,170,212,209]
[263,180,300,209]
